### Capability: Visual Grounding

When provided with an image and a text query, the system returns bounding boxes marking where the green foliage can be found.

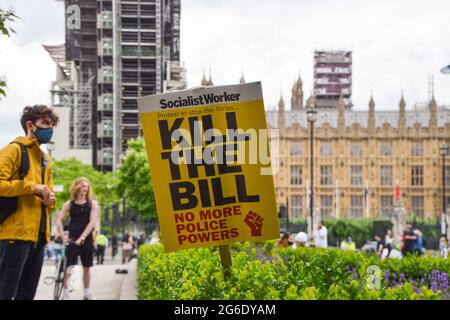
[0,9,18,37]
[137,243,447,300]
[116,138,156,220]
[274,246,450,281]
[0,81,6,97]
[52,157,118,209]
[323,218,379,248]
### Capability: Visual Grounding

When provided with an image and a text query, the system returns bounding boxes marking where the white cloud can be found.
[0,0,64,146]
[0,40,56,146]
[181,0,450,110]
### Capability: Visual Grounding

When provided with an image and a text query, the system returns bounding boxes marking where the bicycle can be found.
[43,239,74,300]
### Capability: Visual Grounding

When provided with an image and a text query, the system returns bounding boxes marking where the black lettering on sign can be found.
[198,179,212,208]
[170,181,197,210]
[211,177,236,206]
[159,118,184,150]
[235,175,260,202]
[158,110,262,212]
[161,151,182,180]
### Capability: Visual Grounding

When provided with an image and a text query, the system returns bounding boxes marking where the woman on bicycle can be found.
[55,177,98,300]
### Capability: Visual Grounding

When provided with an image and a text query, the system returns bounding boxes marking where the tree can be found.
[116,138,156,220]
[0,8,19,98]
[52,157,119,210]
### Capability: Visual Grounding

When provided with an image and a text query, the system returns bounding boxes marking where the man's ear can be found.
[25,120,34,133]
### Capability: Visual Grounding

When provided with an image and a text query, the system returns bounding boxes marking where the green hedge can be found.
[137,243,449,300]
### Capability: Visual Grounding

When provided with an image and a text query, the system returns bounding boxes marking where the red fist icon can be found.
[244,211,263,237]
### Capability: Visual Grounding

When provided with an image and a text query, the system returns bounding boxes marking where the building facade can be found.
[268,83,450,220]
[48,0,186,171]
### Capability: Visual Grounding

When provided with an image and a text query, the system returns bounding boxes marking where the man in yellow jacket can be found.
[0,105,59,300]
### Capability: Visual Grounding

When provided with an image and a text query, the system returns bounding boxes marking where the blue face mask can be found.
[33,124,54,144]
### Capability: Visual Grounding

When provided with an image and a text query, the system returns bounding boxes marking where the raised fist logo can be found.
[244,211,263,237]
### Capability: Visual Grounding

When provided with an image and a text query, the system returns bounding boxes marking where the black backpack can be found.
[0,142,30,224]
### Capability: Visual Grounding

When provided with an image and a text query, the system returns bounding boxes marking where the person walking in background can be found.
[292,232,308,248]
[149,230,160,245]
[122,233,134,264]
[56,177,99,300]
[384,229,394,257]
[402,225,417,256]
[312,221,328,248]
[439,237,448,260]
[45,236,55,260]
[111,233,118,260]
[413,229,424,256]
[0,105,59,300]
[340,238,348,250]
[375,234,385,258]
[95,232,108,265]
[346,237,356,251]
[137,233,146,250]
[277,232,290,248]
[53,236,63,265]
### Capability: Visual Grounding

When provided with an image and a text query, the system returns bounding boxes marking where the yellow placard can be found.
[138,82,279,252]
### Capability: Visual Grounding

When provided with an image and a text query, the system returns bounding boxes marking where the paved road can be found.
[35,260,130,300]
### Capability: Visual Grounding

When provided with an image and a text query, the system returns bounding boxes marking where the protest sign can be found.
[138,82,279,252]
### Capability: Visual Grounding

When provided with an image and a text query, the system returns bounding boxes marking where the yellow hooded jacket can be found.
[0,136,55,243]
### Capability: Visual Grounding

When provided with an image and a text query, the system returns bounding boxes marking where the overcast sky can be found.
[1,0,450,146]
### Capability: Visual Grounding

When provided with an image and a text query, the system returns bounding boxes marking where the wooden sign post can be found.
[219,245,232,279]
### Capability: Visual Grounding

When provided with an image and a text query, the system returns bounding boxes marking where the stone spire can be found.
[239,71,246,84]
[207,69,214,86]
[368,93,375,133]
[278,93,285,129]
[338,94,346,132]
[201,70,208,86]
[398,93,406,134]
[290,72,304,110]
[429,95,437,129]
[306,95,315,108]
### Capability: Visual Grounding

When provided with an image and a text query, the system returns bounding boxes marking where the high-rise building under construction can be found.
[47,0,186,171]
[313,50,352,109]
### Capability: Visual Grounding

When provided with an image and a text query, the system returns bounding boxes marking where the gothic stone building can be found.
[266,77,450,220]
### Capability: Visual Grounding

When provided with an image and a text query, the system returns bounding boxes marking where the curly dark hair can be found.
[20,105,59,134]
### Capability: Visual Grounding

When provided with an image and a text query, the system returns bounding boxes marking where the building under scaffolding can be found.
[51,0,186,171]
[313,50,353,109]
[44,44,93,163]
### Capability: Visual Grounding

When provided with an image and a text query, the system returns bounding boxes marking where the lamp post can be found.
[440,66,450,238]
[306,100,317,238]
[440,64,450,75]
[440,143,449,237]
[47,140,55,158]
[286,196,290,233]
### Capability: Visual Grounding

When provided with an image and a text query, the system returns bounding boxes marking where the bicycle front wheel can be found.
[53,256,66,300]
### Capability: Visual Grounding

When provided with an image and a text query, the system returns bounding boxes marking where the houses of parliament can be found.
[199,68,450,220]
[266,75,450,220]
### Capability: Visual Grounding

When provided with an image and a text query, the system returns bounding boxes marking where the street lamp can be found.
[440,143,449,237]
[440,64,450,75]
[47,140,55,158]
[286,196,289,232]
[306,99,317,238]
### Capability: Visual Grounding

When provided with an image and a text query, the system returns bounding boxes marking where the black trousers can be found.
[112,245,118,258]
[96,245,105,264]
[0,234,45,300]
